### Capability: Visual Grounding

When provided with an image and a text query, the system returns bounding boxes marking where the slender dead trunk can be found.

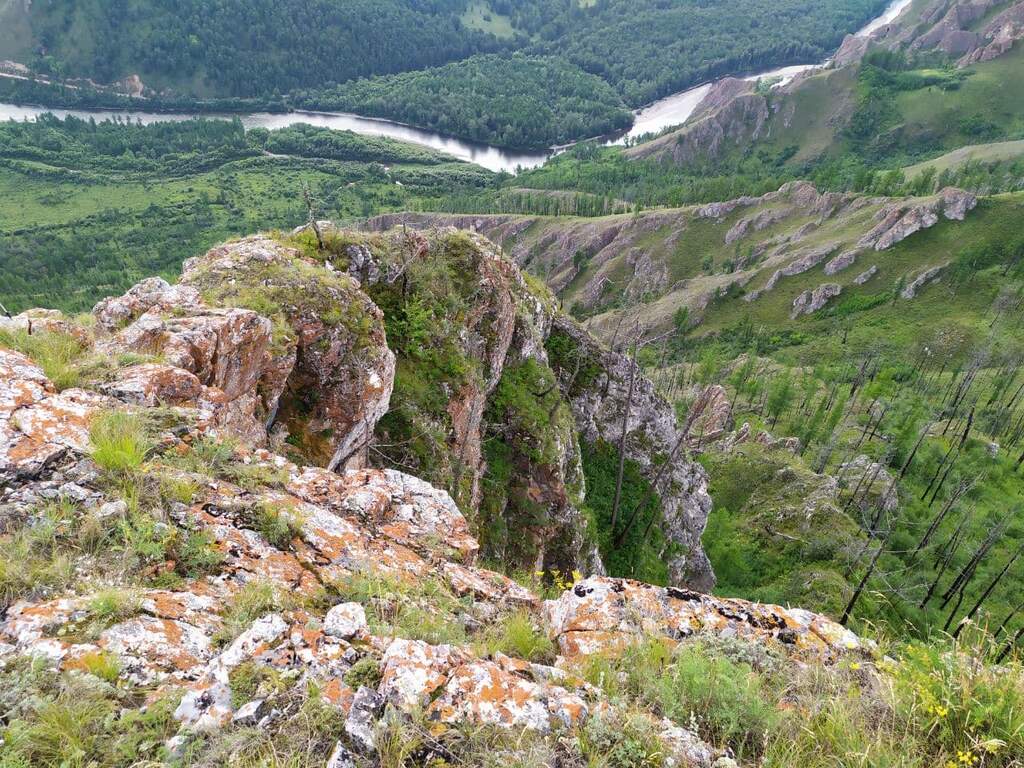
[610,337,639,535]
[842,537,886,626]
[952,545,1024,638]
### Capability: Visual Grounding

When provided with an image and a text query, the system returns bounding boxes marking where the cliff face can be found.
[0,231,868,764]
[2,228,715,588]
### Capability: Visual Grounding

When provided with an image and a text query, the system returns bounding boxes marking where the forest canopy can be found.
[2,0,891,146]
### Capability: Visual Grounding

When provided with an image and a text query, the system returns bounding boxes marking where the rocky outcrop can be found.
[858,188,976,251]
[0,328,865,764]
[684,384,734,448]
[625,78,771,166]
[548,316,715,590]
[839,455,899,513]
[545,577,866,660]
[791,283,842,318]
[0,349,109,485]
[90,238,397,471]
[901,263,949,299]
[746,242,841,302]
[854,265,879,284]
[180,237,396,472]
[824,248,864,276]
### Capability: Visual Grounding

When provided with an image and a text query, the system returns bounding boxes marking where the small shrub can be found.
[78,650,121,683]
[251,501,304,549]
[577,711,666,768]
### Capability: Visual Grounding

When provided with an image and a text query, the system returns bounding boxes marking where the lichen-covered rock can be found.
[180,236,396,472]
[854,265,879,285]
[543,577,866,660]
[0,349,109,483]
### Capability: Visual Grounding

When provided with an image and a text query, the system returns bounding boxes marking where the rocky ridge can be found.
[369,182,979,338]
[0,236,869,764]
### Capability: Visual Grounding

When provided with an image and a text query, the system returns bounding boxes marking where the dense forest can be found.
[1,0,891,146]
[293,55,632,150]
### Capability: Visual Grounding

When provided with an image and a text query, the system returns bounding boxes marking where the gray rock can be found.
[232,698,266,726]
[345,685,384,754]
[791,283,842,318]
[323,603,367,640]
[96,499,129,520]
[326,741,359,768]
[901,264,948,299]
[853,265,878,285]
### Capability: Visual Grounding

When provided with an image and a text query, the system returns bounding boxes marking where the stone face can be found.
[839,455,899,513]
[0,349,108,484]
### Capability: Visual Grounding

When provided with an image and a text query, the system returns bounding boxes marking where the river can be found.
[0,0,913,175]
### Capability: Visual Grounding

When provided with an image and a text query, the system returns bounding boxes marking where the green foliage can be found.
[0,327,88,391]
[481,610,557,664]
[344,657,383,690]
[0,661,180,768]
[248,501,304,550]
[582,440,671,585]
[6,0,894,147]
[0,501,78,611]
[88,411,153,473]
[0,115,493,315]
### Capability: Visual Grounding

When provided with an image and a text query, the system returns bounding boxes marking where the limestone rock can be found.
[859,189,976,251]
[854,265,879,285]
[901,264,949,299]
[549,316,714,590]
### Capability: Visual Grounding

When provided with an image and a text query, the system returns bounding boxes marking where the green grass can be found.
[0,328,89,391]
[89,411,153,473]
[904,139,1024,177]
[480,610,557,664]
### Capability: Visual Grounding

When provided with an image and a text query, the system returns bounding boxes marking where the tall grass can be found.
[89,411,152,473]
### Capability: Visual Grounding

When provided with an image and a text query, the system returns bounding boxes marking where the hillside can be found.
[0,0,893,147]
[624,0,1024,186]
[2,229,1023,768]
[0,116,496,314]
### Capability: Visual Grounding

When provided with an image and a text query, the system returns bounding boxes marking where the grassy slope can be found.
[904,139,1024,177]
